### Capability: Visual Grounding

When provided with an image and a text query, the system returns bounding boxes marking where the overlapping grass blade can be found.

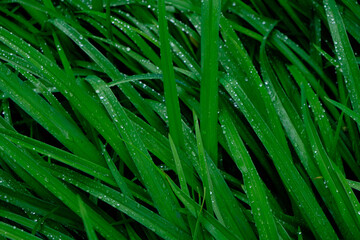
[0,63,104,166]
[219,104,279,239]
[50,18,164,133]
[302,86,360,238]
[47,164,192,240]
[194,112,257,239]
[86,75,187,230]
[165,175,242,240]
[0,135,126,240]
[219,17,338,239]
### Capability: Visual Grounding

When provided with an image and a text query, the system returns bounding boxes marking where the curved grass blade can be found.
[51,18,164,133]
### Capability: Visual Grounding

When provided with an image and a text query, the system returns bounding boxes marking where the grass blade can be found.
[200,0,221,163]
[0,222,43,240]
[158,0,184,147]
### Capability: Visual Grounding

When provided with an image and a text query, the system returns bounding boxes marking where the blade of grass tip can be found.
[325,97,360,124]
[1,98,11,124]
[348,179,360,191]
[41,0,56,13]
[52,32,74,79]
[158,0,184,148]
[78,195,99,240]
[192,187,206,240]
[169,134,189,195]
[297,227,303,240]
[324,0,360,123]
[100,144,134,199]
[219,104,279,239]
[193,111,213,214]
[200,0,221,164]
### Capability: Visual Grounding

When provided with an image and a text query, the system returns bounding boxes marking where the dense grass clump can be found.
[1,0,360,239]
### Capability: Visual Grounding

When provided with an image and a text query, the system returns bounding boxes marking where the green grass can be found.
[0,0,360,239]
